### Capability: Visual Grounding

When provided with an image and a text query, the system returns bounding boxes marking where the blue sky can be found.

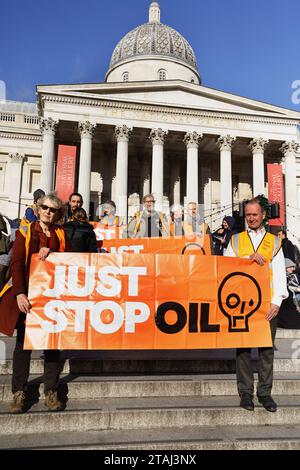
[1,0,300,110]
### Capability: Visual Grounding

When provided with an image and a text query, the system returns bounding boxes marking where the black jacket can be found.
[282,238,296,262]
[64,221,97,253]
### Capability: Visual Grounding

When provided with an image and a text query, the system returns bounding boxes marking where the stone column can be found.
[170,159,181,206]
[249,138,268,197]
[78,121,96,214]
[39,117,59,193]
[217,135,236,217]
[149,128,168,211]
[8,153,25,218]
[141,157,150,198]
[115,125,132,221]
[183,131,203,204]
[280,140,300,243]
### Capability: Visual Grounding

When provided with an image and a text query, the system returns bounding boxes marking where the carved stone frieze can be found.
[41,94,298,128]
[0,132,42,141]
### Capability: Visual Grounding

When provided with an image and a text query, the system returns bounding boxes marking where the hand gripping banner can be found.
[24,253,272,350]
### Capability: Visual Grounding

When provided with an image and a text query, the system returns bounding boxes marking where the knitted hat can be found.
[33,188,45,202]
[285,258,296,269]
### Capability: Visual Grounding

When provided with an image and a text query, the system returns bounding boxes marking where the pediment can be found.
[37,81,300,120]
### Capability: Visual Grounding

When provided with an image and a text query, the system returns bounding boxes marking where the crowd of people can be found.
[0,189,299,415]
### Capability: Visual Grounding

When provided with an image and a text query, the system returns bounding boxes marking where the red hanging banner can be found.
[267,164,285,226]
[55,145,77,202]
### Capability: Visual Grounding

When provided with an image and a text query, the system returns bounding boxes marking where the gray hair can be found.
[37,193,67,223]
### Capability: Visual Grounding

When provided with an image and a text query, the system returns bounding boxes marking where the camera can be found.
[238,195,280,220]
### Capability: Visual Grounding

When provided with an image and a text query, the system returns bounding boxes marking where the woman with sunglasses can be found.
[0,193,71,413]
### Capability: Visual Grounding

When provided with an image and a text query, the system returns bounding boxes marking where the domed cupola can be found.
[105,2,201,84]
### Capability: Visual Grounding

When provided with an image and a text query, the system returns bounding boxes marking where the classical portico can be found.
[36,89,300,237]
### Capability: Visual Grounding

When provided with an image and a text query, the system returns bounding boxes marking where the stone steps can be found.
[1,395,300,437]
[1,373,300,401]
[1,328,300,450]
[2,425,300,450]
[276,329,300,339]
[1,357,300,376]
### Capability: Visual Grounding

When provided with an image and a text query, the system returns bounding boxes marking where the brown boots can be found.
[44,390,62,411]
[10,389,62,413]
[10,391,25,413]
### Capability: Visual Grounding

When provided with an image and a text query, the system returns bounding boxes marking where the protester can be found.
[100,200,124,226]
[184,202,211,236]
[277,259,300,328]
[170,204,184,236]
[212,216,236,256]
[67,193,83,220]
[21,188,45,225]
[64,208,97,253]
[0,194,71,413]
[278,229,296,262]
[126,194,169,238]
[294,244,300,266]
[224,197,288,412]
[284,258,300,311]
[183,202,213,254]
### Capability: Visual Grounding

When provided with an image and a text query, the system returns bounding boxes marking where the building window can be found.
[24,115,39,124]
[29,170,41,193]
[122,72,129,82]
[0,113,15,122]
[158,69,167,81]
[191,78,195,83]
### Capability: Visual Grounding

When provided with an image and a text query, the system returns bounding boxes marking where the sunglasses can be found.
[40,204,59,214]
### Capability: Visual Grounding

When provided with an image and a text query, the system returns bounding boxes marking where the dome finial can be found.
[149,2,160,23]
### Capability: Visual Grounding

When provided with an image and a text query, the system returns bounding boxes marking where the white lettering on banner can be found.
[43,266,66,297]
[68,301,93,332]
[42,300,151,334]
[94,228,116,240]
[68,266,96,296]
[42,265,147,298]
[43,301,68,333]
[125,303,150,333]
[91,301,124,333]
[97,266,122,296]
[120,267,147,296]
[110,245,145,254]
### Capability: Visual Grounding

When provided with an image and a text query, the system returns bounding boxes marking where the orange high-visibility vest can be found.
[230,230,282,296]
[0,223,65,298]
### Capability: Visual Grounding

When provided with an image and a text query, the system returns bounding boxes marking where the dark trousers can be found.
[12,318,63,394]
[236,317,277,398]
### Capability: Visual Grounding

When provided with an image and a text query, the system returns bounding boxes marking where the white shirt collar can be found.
[247,226,266,235]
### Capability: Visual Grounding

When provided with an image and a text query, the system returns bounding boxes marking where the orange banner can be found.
[55,145,77,202]
[24,254,272,350]
[90,222,212,255]
[101,235,211,255]
[90,223,212,255]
